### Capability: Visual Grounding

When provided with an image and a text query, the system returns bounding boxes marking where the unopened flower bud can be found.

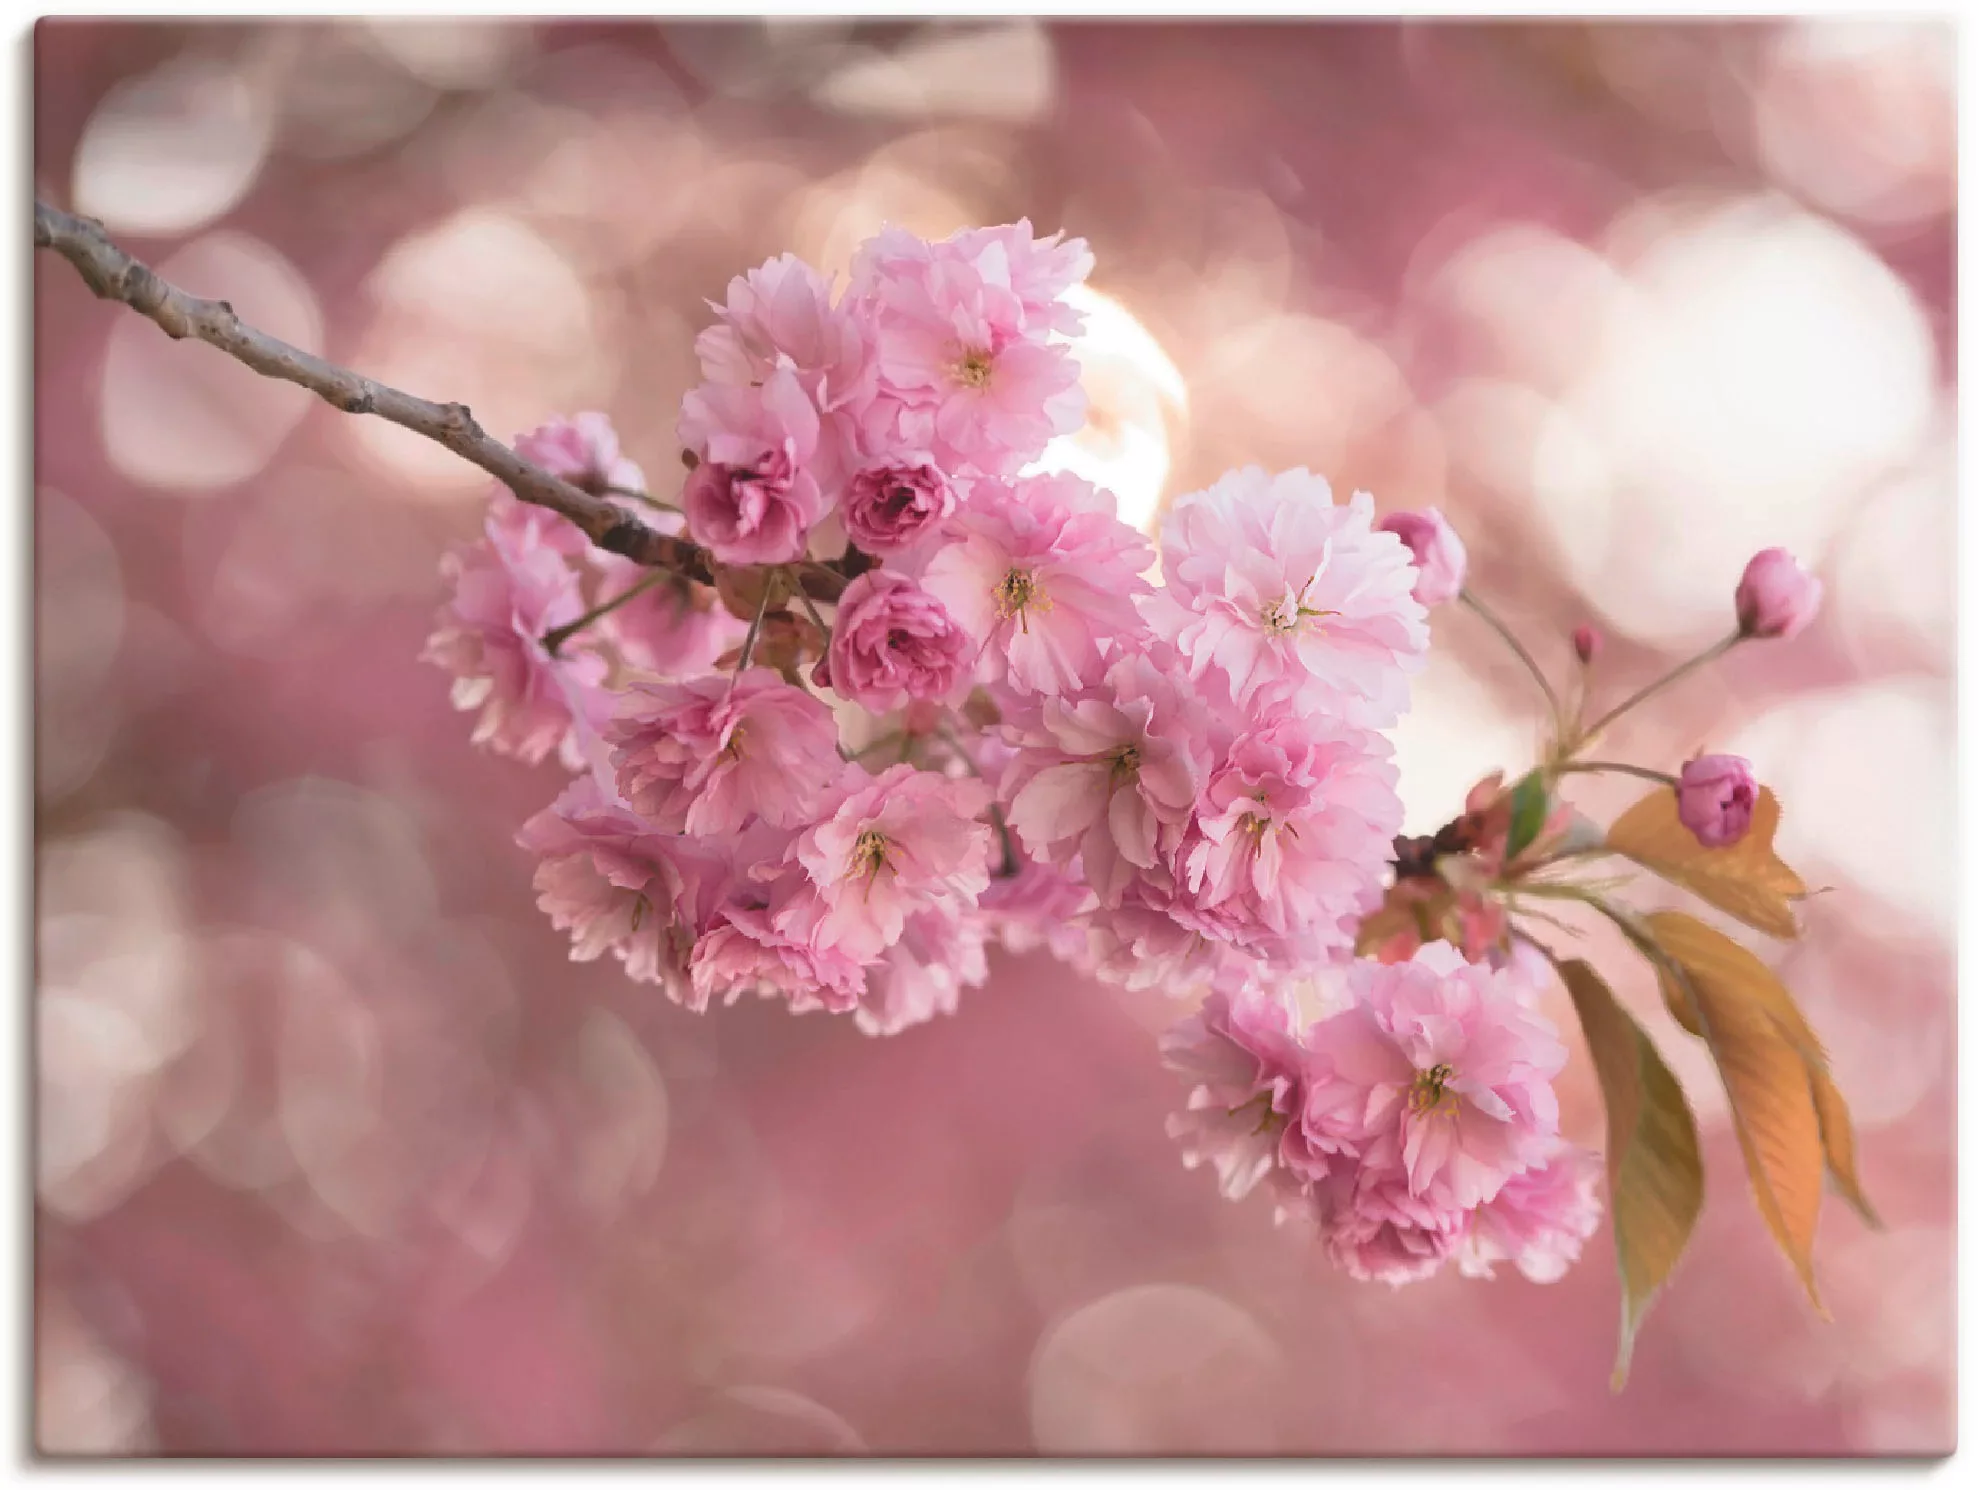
[1677,754,1757,848]
[1377,509,1467,607]
[1735,548,1822,640]
[1572,624,1602,666]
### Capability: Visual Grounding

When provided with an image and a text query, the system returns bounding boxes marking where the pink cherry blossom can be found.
[606,670,840,836]
[1298,943,1567,1212]
[515,412,646,497]
[1179,714,1403,956]
[782,764,994,964]
[1161,986,1308,1201]
[825,570,971,713]
[841,460,956,556]
[678,367,827,564]
[943,219,1094,336]
[1458,1139,1604,1284]
[1313,1171,1470,1286]
[1004,651,1207,905]
[422,496,607,769]
[851,906,990,1038]
[1676,753,1758,848]
[517,776,747,994]
[1150,466,1428,728]
[1084,875,1241,997]
[1735,546,1823,640]
[851,226,1085,476]
[920,472,1154,697]
[693,253,873,415]
[1376,508,1468,608]
[687,878,869,1017]
[976,847,1096,962]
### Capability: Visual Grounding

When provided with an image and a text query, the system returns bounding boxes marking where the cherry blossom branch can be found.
[32,198,712,581]
[542,571,672,657]
[1577,630,1742,744]
[1553,760,1679,788]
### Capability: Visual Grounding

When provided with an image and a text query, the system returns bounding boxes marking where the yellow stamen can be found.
[850,828,892,888]
[1409,1062,1457,1115]
[954,349,994,389]
[995,567,1047,630]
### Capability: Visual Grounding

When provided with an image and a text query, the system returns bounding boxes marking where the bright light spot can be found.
[36,1295,155,1454]
[1386,645,1536,836]
[791,162,979,281]
[1417,223,1640,395]
[813,20,1056,123]
[1535,194,1936,647]
[1753,20,1955,227]
[278,948,391,1237]
[348,210,603,494]
[101,233,321,492]
[1726,676,1953,934]
[73,55,272,236]
[1192,312,1418,492]
[1831,430,1955,671]
[251,24,437,161]
[1033,285,1189,534]
[655,1386,866,1455]
[1029,1284,1282,1453]
[569,1008,670,1221]
[364,17,527,90]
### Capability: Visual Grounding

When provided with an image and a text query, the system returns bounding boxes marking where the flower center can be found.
[953,349,994,390]
[1260,589,1342,637]
[995,567,1047,625]
[1225,1090,1283,1136]
[1109,744,1141,783]
[850,828,893,885]
[1409,1062,1457,1115]
[722,722,747,761]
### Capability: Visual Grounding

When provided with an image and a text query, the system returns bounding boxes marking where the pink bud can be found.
[1676,754,1758,848]
[1735,548,1822,640]
[1572,624,1602,666]
[1377,509,1468,607]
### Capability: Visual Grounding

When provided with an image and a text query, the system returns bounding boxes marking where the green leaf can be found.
[1559,958,1705,1391]
[1504,769,1551,863]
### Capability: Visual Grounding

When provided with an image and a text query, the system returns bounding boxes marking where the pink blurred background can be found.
[32,17,1954,1456]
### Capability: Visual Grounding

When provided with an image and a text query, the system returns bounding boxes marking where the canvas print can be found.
[32,16,1954,1457]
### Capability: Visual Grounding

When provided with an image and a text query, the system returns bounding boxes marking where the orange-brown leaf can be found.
[1810,1063,1880,1228]
[1643,911,1828,1310]
[1647,911,1878,1229]
[1608,787,1807,939]
[1559,958,1704,1390]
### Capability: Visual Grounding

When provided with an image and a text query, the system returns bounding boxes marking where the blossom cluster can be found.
[1161,942,1602,1286]
[422,218,1598,1293]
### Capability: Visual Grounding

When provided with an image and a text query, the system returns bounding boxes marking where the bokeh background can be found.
[32,17,1955,1456]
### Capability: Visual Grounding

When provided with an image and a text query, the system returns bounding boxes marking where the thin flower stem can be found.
[1459,590,1562,731]
[1580,631,1742,743]
[794,585,833,649]
[1553,760,1680,788]
[725,578,775,693]
[541,571,668,656]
